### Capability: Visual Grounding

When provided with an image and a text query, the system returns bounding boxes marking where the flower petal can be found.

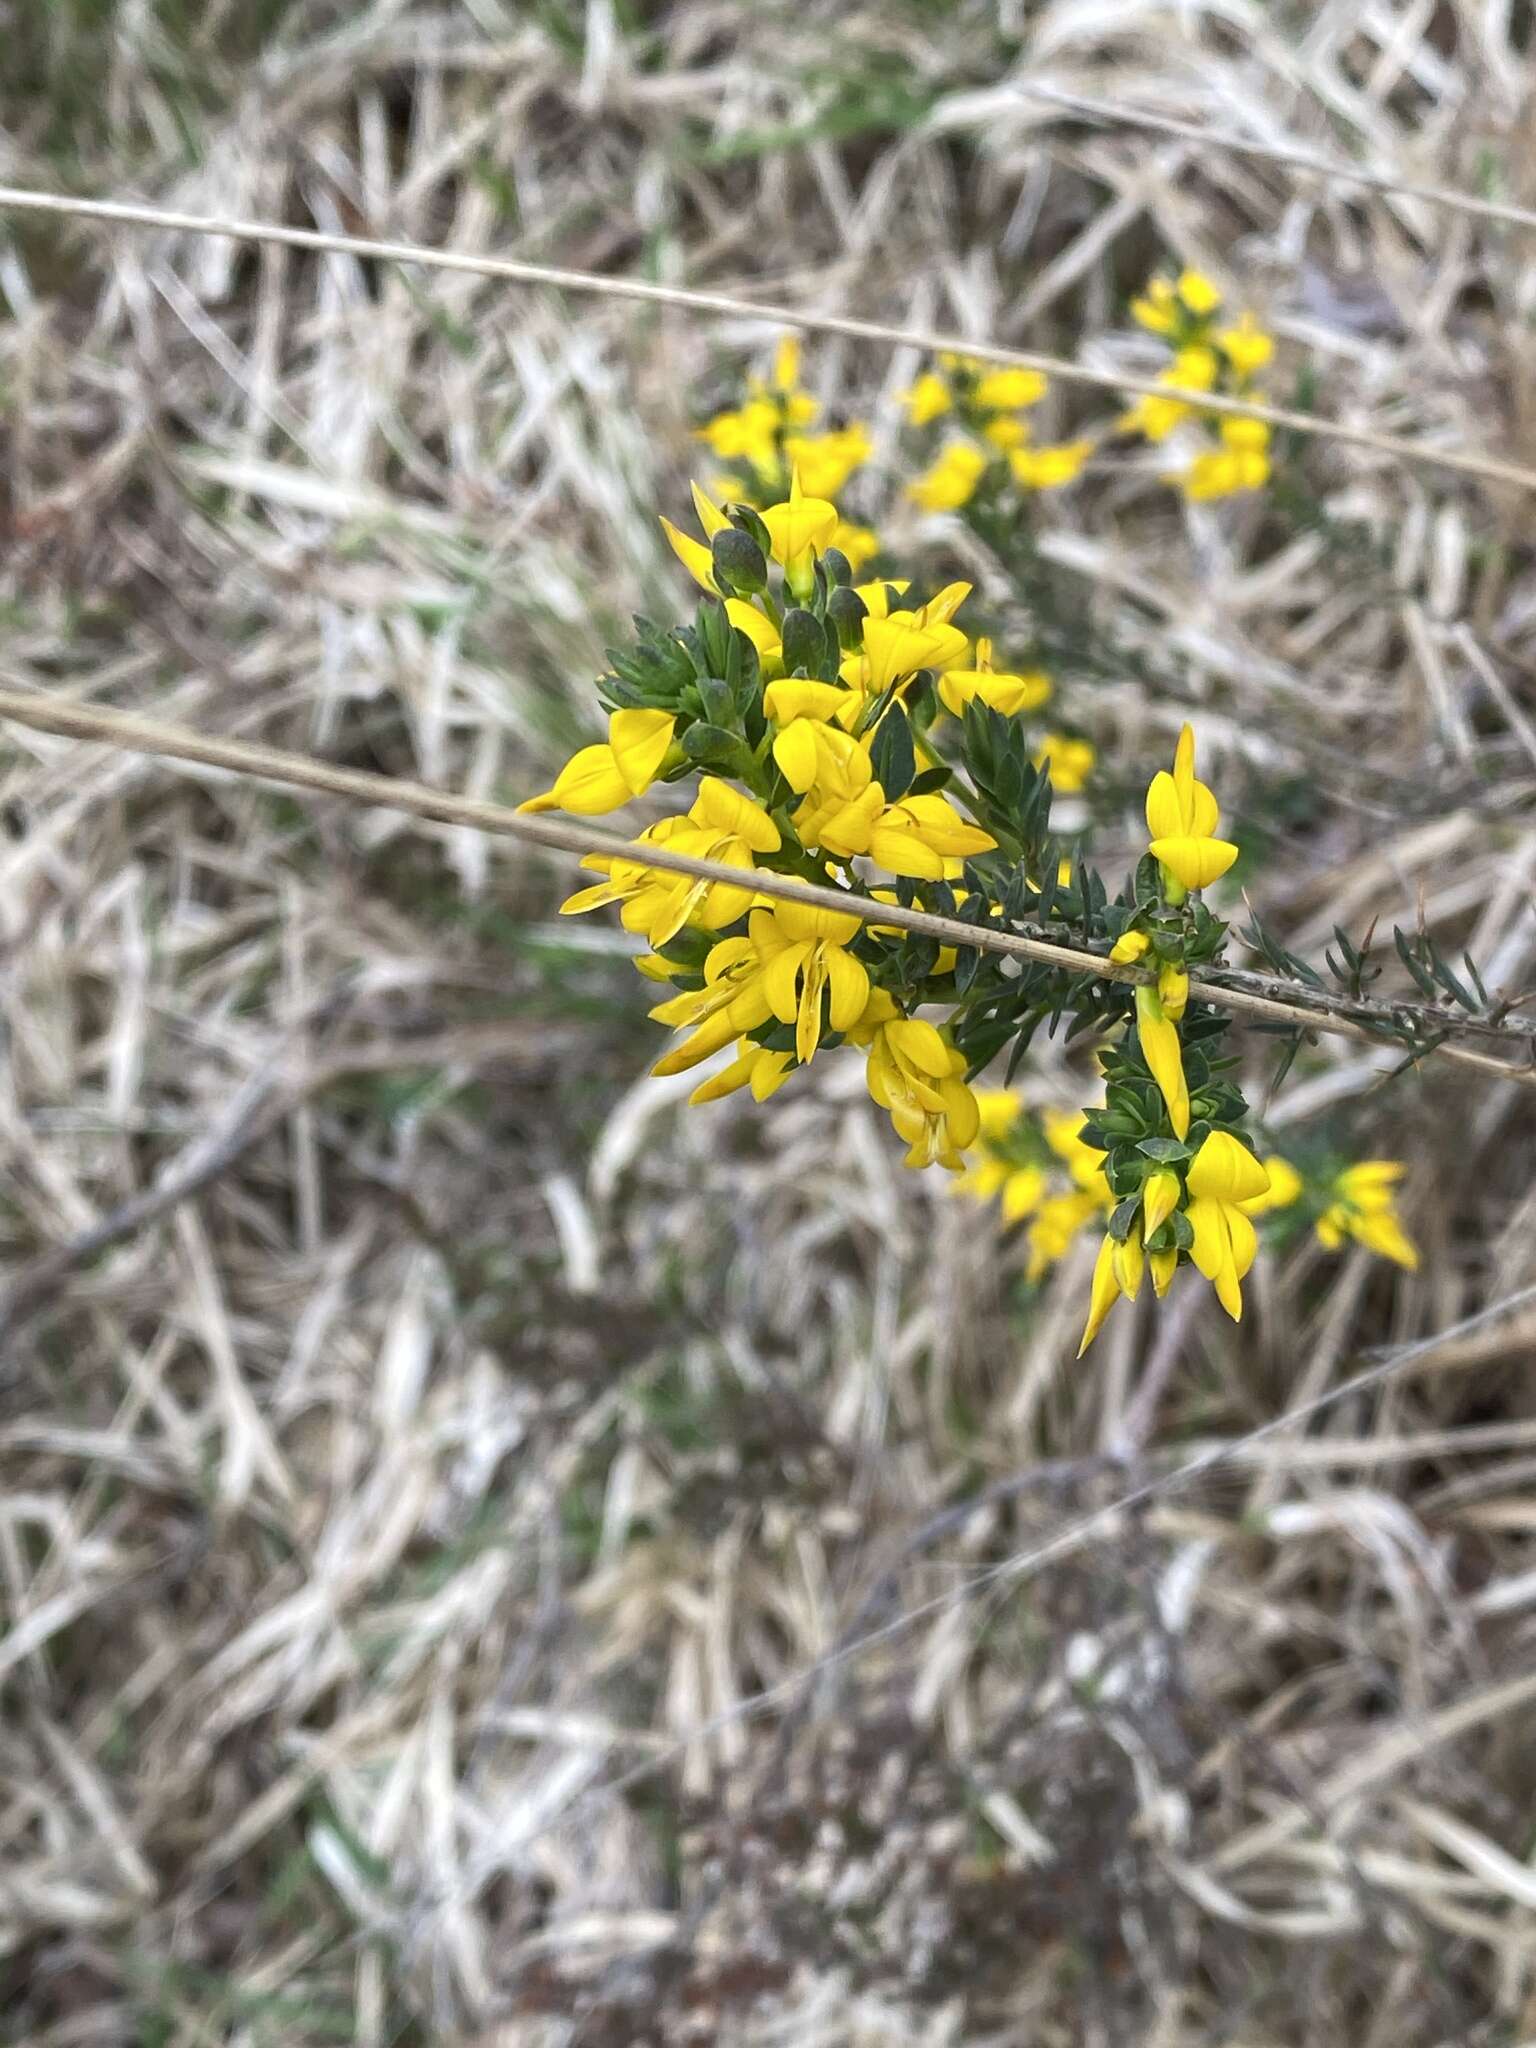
[609,709,677,796]
[823,945,870,1032]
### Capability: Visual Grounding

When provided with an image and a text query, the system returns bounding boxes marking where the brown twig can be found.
[0,687,1530,1086]
[1,182,1534,493]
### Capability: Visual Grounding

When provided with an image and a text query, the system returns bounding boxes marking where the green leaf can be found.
[1136,1137,1190,1162]
[869,703,917,802]
[682,724,752,772]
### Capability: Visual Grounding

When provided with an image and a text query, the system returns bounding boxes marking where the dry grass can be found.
[3,4,1536,2044]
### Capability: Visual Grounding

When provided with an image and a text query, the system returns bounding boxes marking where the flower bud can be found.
[780,607,834,680]
[826,585,869,652]
[710,526,769,596]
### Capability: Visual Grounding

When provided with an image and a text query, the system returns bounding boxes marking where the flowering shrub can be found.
[521,289,1419,1352]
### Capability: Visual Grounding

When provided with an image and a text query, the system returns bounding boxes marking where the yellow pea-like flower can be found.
[1142,1168,1182,1238]
[902,372,953,426]
[907,441,988,512]
[1035,733,1096,793]
[760,469,840,592]
[752,901,870,1065]
[1177,269,1223,317]
[937,636,1051,718]
[1316,1162,1418,1270]
[1009,439,1094,490]
[1145,724,1238,895]
[972,367,1048,411]
[659,481,732,593]
[1135,984,1190,1140]
[866,791,996,881]
[518,708,676,817]
[1241,1155,1304,1216]
[1184,1131,1270,1320]
[689,1036,793,1106]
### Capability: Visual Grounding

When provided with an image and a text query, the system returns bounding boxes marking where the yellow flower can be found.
[1042,1109,1109,1193]
[1034,733,1096,793]
[1109,929,1151,965]
[519,708,676,816]
[1181,417,1271,501]
[1158,963,1189,1019]
[695,398,781,470]
[1131,276,1179,336]
[1145,723,1238,894]
[1130,268,1224,337]
[558,778,780,946]
[867,791,996,880]
[902,371,953,426]
[753,900,870,1065]
[769,716,882,855]
[907,440,989,512]
[689,1036,793,1106]
[831,519,881,570]
[1077,1228,1146,1355]
[1170,344,1219,390]
[982,415,1029,451]
[855,612,970,695]
[1177,269,1223,317]
[784,424,873,500]
[1135,983,1190,1139]
[853,577,911,619]
[760,469,840,590]
[1008,439,1094,489]
[1316,1162,1418,1270]
[853,990,981,1170]
[770,704,876,823]
[1184,1130,1269,1320]
[650,932,775,1074]
[1119,348,1217,441]
[1241,1155,1304,1216]
[724,597,783,675]
[765,679,858,733]
[658,481,731,593]
[1026,1189,1103,1281]
[937,637,1051,718]
[1142,1168,1182,1238]
[1217,314,1273,377]
[772,335,803,393]
[972,367,1049,411]
[973,1088,1023,1141]
[958,1157,1049,1220]
[998,1163,1047,1220]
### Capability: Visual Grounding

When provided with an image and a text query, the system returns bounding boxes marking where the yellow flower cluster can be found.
[902,352,1092,514]
[517,462,1066,1172]
[516,327,1418,1365]
[956,1092,1114,1280]
[695,337,878,567]
[1316,1162,1419,1269]
[960,1086,1415,1328]
[1119,269,1276,501]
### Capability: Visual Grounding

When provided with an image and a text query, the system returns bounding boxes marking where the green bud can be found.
[826,585,868,652]
[780,607,833,679]
[710,527,768,596]
[695,674,736,729]
[731,505,772,557]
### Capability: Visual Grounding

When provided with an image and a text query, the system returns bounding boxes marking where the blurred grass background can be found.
[4,3,1536,2043]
